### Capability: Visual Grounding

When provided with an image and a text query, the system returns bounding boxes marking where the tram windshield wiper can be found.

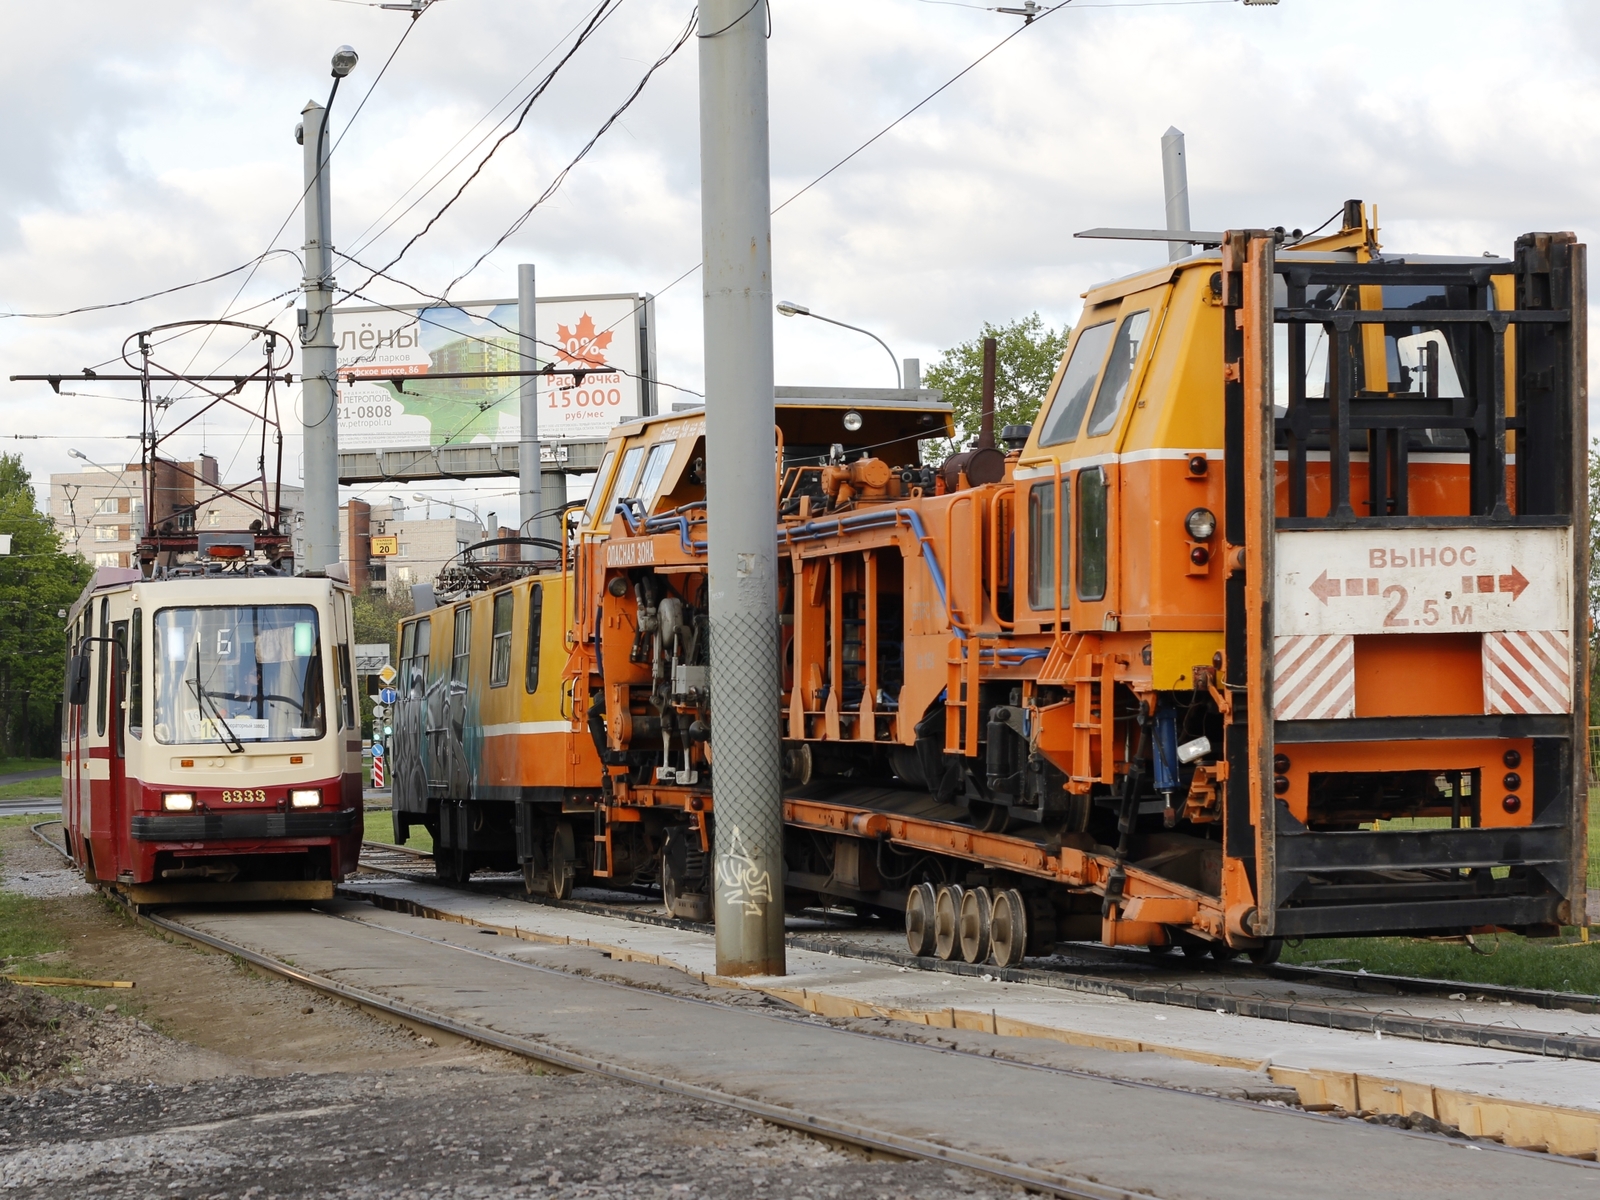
[189,656,244,754]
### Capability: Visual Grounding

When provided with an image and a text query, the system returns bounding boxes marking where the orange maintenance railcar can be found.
[403,204,1588,966]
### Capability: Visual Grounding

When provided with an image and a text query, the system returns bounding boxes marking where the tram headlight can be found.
[1184,507,1217,541]
[162,793,194,812]
[290,789,322,809]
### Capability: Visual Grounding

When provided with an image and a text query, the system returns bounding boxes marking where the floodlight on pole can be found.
[776,301,901,387]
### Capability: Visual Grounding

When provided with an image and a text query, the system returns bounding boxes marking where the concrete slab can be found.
[165,901,1600,1200]
[334,874,1600,1156]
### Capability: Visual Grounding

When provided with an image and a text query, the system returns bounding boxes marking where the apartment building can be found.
[50,455,303,569]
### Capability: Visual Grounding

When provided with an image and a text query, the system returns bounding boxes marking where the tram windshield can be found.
[151,606,326,746]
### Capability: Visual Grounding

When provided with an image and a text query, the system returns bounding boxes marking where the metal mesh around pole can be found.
[707,606,786,974]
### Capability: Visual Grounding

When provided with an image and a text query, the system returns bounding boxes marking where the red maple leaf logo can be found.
[554,313,614,367]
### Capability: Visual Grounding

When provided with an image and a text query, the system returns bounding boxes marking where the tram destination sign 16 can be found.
[334,292,656,453]
[1275,527,1572,637]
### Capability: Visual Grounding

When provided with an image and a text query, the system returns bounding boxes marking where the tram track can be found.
[27,820,1600,1173]
[353,838,1600,1062]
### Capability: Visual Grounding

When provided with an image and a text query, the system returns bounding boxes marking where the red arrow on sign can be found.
[1498,565,1530,601]
[1308,570,1341,605]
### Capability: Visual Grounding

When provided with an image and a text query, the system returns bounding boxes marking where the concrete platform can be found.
[162,898,1600,1199]
[334,874,1600,1158]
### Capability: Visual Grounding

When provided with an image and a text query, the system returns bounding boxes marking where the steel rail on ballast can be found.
[134,906,1146,1200]
[19,819,1133,1198]
[350,839,1600,1058]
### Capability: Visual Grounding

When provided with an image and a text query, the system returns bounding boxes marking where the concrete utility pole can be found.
[298,46,357,574]
[698,0,785,976]
[1161,126,1192,262]
[517,264,542,561]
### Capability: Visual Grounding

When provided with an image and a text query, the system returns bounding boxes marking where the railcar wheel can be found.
[905,882,938,956]
[1211,944,1242,962]
[1145,941,1173,956]
[1248,938,1283,966]
[967,801,1010,833]
[989,889,1027,967]
[435,846,460,884]
[662,851,713,928]
[549,824,576,900]
[933,884,965,961]
[958,887,993,964]
[1172,930,1213,958]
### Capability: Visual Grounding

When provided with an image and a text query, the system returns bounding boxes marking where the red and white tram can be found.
[61,554,364,904]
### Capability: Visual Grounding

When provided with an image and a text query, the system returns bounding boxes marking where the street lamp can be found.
[776,301,901,387]
[412,494,481,528]
[69,449,142,534]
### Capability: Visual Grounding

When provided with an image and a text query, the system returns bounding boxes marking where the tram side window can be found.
[525,584,544,693]
[411,619,431,698]
[451,607,471,684]
[1027,482,1055,610]
[128,609,143,739]
[95,598,109,736]
[1077,467,1109,602]
[489,591,514,688]
[399,621,414,690]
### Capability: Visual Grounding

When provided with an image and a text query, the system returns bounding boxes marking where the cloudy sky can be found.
[2,0,1597,519]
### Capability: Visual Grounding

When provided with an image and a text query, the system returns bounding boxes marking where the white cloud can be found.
[2,0,1597,510]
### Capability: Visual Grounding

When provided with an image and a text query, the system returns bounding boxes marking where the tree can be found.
[0,455,91,758]
[352,587,412,738]
[923,313,1070,457]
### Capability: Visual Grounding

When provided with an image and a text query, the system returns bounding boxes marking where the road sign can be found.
[370,534,399,557]
[356,644,393,674]
[378,664,398,685]
[371,741,385,758]
[379,687,398,705]
[371,755,385,789]
[371,705,387,721]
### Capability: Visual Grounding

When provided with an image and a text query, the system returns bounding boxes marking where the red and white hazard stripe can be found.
[1483,630,1571,715]
[1273,634,1355,721]
[371,754,385,788]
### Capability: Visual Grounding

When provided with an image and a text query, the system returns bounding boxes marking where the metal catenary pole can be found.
[299,99,341,572]
[1161,126,1192,263]
[698,0,785,976]
[517,263,542,560]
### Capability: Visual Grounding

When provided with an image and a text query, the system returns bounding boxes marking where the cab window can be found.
[1084,310,1151,438]
[635,442,675,509]
[1077,467,1108,601]
[1037,320,1115,446]
[525,584,545,693]
[604,445,647,525]
[583,450,617,527]
[1026,482,1055,610]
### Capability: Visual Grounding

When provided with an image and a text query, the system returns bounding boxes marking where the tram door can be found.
[108,617,130,878]
[86,597,113,876]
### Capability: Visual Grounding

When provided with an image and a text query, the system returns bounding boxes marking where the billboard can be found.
[334,293,654,451]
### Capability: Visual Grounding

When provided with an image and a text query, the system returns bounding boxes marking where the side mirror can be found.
[68,653,91,706]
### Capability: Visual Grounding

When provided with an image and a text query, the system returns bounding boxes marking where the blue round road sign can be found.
[379,687,398,705]
[370,741,385,758]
